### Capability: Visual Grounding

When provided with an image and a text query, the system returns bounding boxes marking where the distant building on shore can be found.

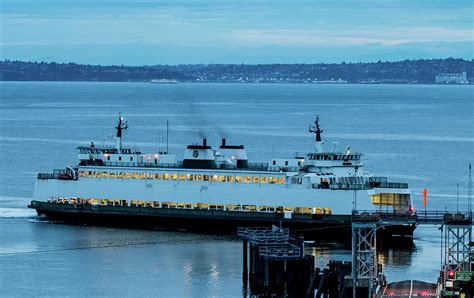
[435,71,468,84]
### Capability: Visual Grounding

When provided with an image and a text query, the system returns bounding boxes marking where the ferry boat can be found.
[149,79,178,84]
[28,115,417,239]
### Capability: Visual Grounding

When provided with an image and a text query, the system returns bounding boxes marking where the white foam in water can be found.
[0,208,36,218]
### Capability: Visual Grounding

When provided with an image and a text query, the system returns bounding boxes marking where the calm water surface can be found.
[0,82,472,296]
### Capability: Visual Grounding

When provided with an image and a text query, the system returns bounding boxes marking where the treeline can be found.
[1,58,472,84]
[0,61,193,82]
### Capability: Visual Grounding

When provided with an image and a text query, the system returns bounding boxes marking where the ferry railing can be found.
[352,210,473,224]
[38,173,56,179]
[351,210,416,221]
[103,161,183,168]
[101,161,283,172]
[328,182,408,190]
[416,210,473,224]
[369,182,409,189]
[329,183,369,190]
[38,169,77,180]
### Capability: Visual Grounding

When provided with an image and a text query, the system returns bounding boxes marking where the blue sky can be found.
[1,0,472,64]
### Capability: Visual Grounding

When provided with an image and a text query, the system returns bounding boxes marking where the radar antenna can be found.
[115,113,128,151]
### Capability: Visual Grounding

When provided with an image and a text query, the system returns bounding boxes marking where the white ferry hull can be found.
[34,172,377,215]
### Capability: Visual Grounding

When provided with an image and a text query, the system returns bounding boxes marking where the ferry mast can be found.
[115,114,128,151]
[309,115,323,153]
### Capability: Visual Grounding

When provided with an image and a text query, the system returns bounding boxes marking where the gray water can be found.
[0,82,472,296]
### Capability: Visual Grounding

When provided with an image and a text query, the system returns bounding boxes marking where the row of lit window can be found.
[50,197,331,214]
[78,170,285,184]
[370,193,410,205]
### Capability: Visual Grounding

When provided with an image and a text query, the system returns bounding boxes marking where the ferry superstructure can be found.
[29,115,416,238]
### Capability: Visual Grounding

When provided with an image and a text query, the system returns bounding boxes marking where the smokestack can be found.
[203,138,207,146]
[222,138,226,147]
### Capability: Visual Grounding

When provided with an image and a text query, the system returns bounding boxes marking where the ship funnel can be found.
[218,139,248,168]
[183,140,216,169]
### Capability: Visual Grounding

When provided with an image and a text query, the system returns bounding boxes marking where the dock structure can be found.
[238,226,313,297]
[238,207,473,297]
[351,210,473,297]
[238,226,370,297]
[351,219,381,298]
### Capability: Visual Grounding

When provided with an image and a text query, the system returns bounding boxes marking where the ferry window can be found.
[154,158,158,163]
[94,171,100,178]
[131,172,138,179]
[227,175,234,182]
[124,172,131,179]
[139,172,146,179]
[79,171,85,177]
[130,157,133,161]
[163,173,170,180]
[235,176,242,183]
[147,173,154,179]
[244,176,251,183]
[86,171,92,177]
[117,172,123,178]
[260,176,268,184]
[252,176,259,183]
[219,175,226,182]
[269,177,276,184]
[195,175,202,181]
[109,172,115,178]
[119,156,122,161]
[203,175,209,181]
[272,161,276,166]
[155,173,162,179]
[211,175,218,182]
[178,174,186,180]
[285,161,288,166]
[186,174,193,181]
[277,177,285,184]
[171,173,178,180]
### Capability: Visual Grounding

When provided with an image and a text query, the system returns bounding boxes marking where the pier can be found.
[239,210,473,297]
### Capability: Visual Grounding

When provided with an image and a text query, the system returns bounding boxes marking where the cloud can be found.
[230,28,473,47]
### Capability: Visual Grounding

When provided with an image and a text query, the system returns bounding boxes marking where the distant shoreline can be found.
[1,58,473,85]
[1,80,472,86]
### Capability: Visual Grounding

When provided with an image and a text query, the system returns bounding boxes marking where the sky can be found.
[0,0,473,65]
